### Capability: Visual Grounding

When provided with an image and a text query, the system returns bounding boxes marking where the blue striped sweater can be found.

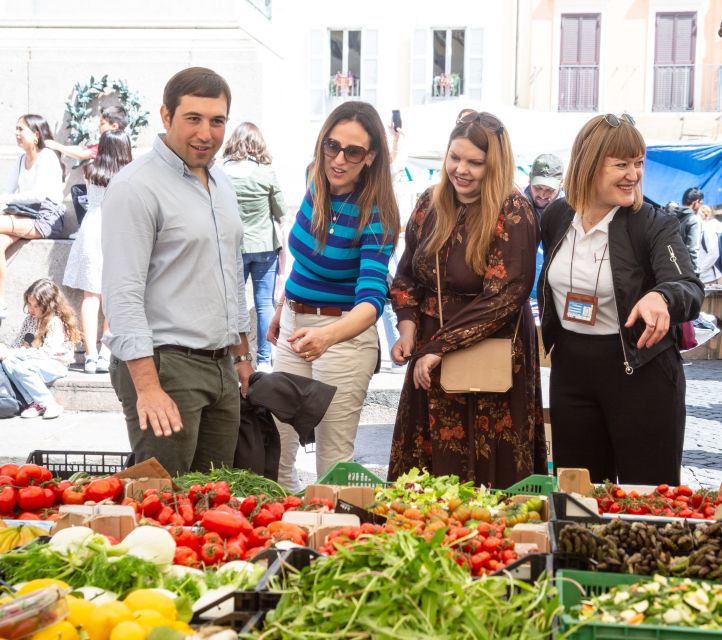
[285,189,393,318]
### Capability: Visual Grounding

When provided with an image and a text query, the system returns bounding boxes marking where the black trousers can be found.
[549,329,685,485]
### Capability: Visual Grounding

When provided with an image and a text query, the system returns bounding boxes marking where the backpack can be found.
[0,364,23,418]
[701,229,722,276]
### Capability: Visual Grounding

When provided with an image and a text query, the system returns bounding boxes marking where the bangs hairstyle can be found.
[163,67,231,121]
[23,278,81,347]
[308,101,399,250]
[223,122,272,164]
[84,130,132,187]
[426,113,515,275]
[566,115,646,214]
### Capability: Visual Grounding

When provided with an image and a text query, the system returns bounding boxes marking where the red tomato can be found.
[85,477,122,502]
[0,475,14,487]
[14,464,45,487]
[62,485,87,505]
[675,485,694,497]
[16,511,41,520]
[0,486,17,514]
[17,486,48,511]
[174,545,199,567]
[0,464,18,479]
[200,542,224,565]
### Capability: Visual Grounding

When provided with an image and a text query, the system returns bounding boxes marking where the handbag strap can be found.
[435,252,522,341]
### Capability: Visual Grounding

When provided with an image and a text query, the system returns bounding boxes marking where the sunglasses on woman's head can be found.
[585,113,636,142]
[455,111,505,136]
[322,137,369,164]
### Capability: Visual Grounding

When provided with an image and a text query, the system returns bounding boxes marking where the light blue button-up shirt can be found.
[101,135,250,361]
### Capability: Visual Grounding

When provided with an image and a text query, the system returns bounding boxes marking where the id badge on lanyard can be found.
[563,291,598,325]
[564,229,607,327]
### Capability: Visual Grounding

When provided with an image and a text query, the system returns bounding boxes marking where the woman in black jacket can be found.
[538,114,703,485]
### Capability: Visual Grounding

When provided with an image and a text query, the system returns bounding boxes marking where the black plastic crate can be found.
[190,547,321,630]
[490,552,552,583]
[550,492,602,521]
[25,450,134,479]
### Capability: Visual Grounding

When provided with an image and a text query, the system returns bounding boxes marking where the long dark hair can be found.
[223,122,272,164]
[19,114,54,150]
[23,278,81,347]
[308,101,399,249]
[84,130,132,187]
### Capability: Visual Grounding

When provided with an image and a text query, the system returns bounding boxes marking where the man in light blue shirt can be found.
[102,67,253,475]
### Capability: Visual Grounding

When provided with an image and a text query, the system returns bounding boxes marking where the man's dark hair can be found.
[100,105,128,130]
[163,67,232,121]
[682,187,704,206]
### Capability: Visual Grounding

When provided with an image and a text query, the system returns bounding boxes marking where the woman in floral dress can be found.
[388,112,547,487]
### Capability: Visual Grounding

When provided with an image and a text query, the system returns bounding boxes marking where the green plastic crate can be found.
[501,474,557,496]
[557,569,722,639]
[316,462,388,487]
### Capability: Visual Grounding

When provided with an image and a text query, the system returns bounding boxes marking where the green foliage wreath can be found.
[64,75,149,145]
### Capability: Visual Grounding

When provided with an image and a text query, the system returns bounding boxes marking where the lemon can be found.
[109,621,146,640]
[85,601,134,640]
[67,595,97,629]
[132,610,169,633]
[31,621,79,640]
[16,578,70,595]
[123,590,176,621]
[168,621,194,634]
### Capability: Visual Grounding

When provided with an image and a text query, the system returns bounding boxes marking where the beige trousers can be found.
[273,303,378,491]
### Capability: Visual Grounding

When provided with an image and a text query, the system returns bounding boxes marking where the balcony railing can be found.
[431,73,461,99]
[329,74,361,98]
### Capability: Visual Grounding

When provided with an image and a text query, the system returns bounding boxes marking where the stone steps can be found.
[51,367,403,419]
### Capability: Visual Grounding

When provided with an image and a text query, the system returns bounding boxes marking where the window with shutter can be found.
[431,28,465,99]
[653,12,695,111]
[328,29,362,98]
[559,13,599,112]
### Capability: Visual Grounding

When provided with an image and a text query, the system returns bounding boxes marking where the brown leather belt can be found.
[286,299,343,317]
[156,345,230,359]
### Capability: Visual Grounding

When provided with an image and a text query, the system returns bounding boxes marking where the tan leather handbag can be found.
[435,253,521,393]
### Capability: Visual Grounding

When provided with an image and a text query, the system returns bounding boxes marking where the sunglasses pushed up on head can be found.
[322,137,369,164]
[584,112,636,142]
[455,111,505,137]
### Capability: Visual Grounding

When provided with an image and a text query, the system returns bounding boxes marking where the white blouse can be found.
[547,207,620,335]
[0,148,64,206]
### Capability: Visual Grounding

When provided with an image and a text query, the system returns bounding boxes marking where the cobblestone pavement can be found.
[1,361,720,489]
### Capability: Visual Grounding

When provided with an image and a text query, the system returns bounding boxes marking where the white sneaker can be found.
[42,403,64,419]
[84,357,97,374]
[96,356,109,373]
[20,403,43,418]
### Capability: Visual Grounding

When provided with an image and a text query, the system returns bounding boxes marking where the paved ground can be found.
[2,360,720,489]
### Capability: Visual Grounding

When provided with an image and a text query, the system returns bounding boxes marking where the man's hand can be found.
[391,335,415,365]
[236,361,253,397]
[136,387,183,437]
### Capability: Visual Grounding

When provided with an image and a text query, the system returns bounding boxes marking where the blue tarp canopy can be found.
[644,143,722,207]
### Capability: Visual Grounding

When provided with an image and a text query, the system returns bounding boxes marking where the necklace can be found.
[329,191,354,235]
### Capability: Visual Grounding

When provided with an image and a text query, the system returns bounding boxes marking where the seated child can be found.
[0,279,80,419]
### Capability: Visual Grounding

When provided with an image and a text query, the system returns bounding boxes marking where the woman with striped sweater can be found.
[267,101,399,491]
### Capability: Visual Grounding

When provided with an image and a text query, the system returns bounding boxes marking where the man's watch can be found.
[233,353,253,364]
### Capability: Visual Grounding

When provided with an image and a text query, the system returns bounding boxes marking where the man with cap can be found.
[524,153,564,221]
[524,154,564,314]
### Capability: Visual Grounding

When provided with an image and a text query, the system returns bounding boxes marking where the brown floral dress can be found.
[388,188,547,488]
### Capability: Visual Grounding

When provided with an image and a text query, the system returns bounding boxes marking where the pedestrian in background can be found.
[0,114,65,318]
[388,111,546,488]
[223,122,287,372]
[538,113,704,485]
[0,278,80,419]
[698,204,722,285]
[267,101,399,492]
[63,129,132,373]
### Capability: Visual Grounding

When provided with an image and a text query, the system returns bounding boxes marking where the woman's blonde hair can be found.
[307,101,399,250]
[425,112,515,275]
[23,279,81,347]
[699,204,715,221]
[223,122,272,164]
[566,115,646,215]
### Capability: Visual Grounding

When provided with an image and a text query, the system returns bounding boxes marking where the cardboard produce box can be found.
[281,511,361,550]
[303,484,376,510]
[114,457,177,500]
[51,504,137,540]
